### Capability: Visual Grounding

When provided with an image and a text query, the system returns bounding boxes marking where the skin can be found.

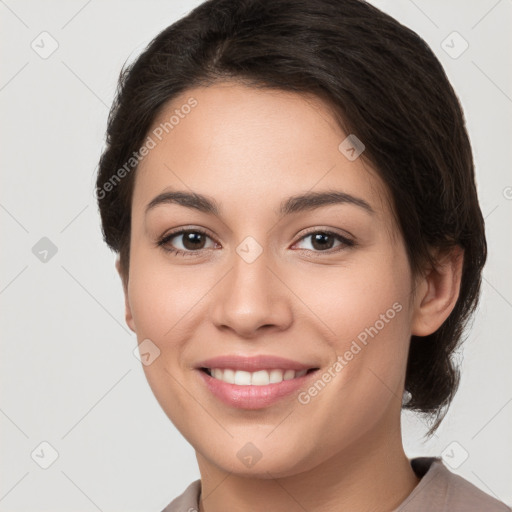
[117,82,463,512]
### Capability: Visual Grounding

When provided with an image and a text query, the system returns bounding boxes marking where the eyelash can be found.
[156,227,356,258]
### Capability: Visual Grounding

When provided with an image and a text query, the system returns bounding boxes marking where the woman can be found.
[96,0,510,510]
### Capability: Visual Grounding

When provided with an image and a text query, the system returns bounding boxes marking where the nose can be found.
[210,246,293,339]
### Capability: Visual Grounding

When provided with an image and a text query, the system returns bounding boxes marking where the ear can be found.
[411,246,464,337]
[115,256,136,333]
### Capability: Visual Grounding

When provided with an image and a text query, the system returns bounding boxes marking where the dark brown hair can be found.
[96,0,487,433]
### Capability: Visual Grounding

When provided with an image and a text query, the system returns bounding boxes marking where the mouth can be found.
[199,367,319,385]
[194,355,321,409]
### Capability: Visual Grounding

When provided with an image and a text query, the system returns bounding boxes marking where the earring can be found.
[402,390,412,406]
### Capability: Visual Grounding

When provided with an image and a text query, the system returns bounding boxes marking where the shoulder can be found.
[160,479,201,512]
[396,457,511,511]
[160,461,511,512]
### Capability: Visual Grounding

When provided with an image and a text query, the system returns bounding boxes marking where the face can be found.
[122,82,419,477]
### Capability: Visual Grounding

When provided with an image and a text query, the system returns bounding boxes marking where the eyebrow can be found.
[145,189,375,217]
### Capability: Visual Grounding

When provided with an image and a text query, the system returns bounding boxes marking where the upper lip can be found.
[196,355,319,372]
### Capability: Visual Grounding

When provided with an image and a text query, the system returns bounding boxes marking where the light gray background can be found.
[1,0,511,510]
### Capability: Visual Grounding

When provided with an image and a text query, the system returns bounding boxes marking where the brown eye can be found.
[180,231,208,250]
[293,230,355,254]
[310,232,336,250]
[157,228,217,256]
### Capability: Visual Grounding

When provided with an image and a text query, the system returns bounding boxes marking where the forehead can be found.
[133,81,394,227]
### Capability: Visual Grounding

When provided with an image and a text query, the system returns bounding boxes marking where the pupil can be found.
[184,231,205,250]
[312,233,333,250]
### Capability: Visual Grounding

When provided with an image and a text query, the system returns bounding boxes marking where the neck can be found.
[195,420,420,512]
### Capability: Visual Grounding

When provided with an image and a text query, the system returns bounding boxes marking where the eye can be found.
[156,227,355,257]
[292,230,355,254]
[157,228,218,256]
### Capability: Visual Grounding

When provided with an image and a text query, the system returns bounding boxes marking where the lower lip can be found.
[197,369,317,409]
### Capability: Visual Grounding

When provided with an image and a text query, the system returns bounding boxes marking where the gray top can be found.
[161,457,510,511]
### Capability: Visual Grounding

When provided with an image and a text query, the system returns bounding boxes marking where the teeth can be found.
[207,368,310,385]
[252,370,270,385]
[222,368,235,384]
[269,369,283,383]
[283,369,296,380]
[234,370,252,385]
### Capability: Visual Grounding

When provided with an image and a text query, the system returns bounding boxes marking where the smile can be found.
[201,368,314,385]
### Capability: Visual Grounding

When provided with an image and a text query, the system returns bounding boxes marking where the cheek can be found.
[290,246,411,344]
[127,243,206,336]
[287,246,412,400]
[126,247,209,418]
[126,257,203,398]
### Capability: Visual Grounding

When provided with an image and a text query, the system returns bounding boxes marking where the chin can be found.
[195,435,323,479]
